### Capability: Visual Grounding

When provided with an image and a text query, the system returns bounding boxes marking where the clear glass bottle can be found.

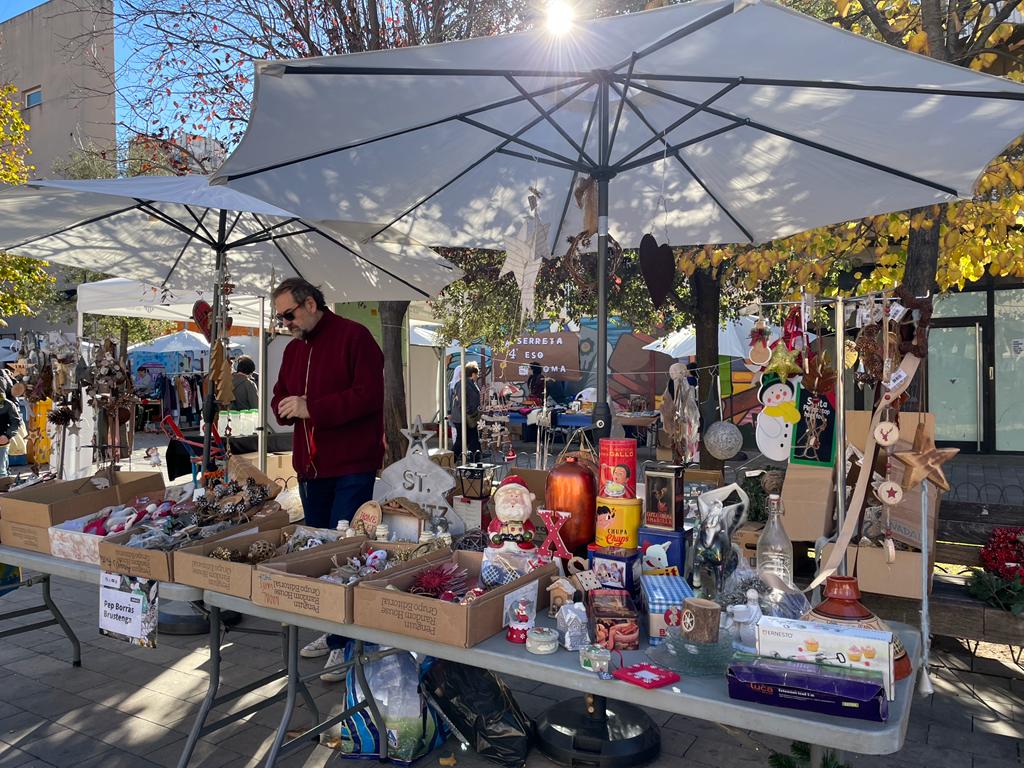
[756,494,793,586]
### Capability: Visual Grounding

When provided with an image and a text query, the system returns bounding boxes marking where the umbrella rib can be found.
[224,210,245,242]
[1,202,146,252]
[369,81,597,240]
[613,79,742,168]
[225,216,300,249]
[250,213,310,283]
[627,73,1024,101]
[628,81,959,197]
[551,93,602,255]
[160,210,209,289]
[183,205,218,243]
[458,117,588,170]
[136,201,220,246]
[505,75,596,166]
[303,221,431,299]
[219,77,591,183]
[616,122,745,174]
[276,64,597,79]
[607,54,638,160]
[495,148,583,173]
[230,226,317,247]
[608,1,739,73]
[609,83,754,242]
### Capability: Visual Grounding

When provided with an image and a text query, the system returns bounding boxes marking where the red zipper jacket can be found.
[271,310,384,480]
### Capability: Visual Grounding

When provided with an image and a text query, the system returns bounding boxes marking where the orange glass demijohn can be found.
[544,457,597,555]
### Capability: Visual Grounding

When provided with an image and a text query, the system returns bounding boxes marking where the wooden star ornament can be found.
[893,422,959,492]
[765,344,801,381]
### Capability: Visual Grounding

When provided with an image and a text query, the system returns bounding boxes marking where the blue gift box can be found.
[637,526,692,580]
[640,574,694,645]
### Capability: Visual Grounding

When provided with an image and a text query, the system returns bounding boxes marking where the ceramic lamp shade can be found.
[545,457,597,555]
[803,575,913,681]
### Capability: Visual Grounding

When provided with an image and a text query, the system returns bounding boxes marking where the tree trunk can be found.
[692,267,722,471]
[380,300,410,467]
[118,319,129,364]
[903,205,943,298]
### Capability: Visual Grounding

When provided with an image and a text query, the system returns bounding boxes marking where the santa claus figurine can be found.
[487,475,537,552]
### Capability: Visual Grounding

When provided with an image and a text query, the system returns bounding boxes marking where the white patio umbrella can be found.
[0,174,461,473]
[77,278,265,330]
[128,330,212,355]
[213,0,1024,436]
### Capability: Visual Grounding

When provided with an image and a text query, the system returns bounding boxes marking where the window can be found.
[24,88,42,109]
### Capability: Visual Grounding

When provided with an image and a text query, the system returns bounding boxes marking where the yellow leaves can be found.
[0,85,33,185]
[906,31,929,55]
[835,0,852,18]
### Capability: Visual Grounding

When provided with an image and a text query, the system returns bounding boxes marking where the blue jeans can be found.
[298,471,376,652]
[0,445,8,477]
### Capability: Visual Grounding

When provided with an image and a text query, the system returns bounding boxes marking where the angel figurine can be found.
[660,363,701,465]
[692,483,749,599]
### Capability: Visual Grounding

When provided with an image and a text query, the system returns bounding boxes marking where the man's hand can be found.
[277,395,310,420]
[0,435,9,446]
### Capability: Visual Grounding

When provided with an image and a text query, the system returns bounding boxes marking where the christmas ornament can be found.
[893,422,959,492]
[703,420,743,461]
[790,387,837,467]
[765,345,801,381]
[873,422,900,447]
[877,480,904,506]
[755,373,799,463]
[210,547,236,561]
[802,351,836,394]
[247,540,276,564]
[400,415,434,457]
[748,318,772,366]
[500,213,551,319]
[506,597,535,643]
[486,475,537,552]
[409,562,468,598]
[843,339,859,369]
[192,300,233,343]
[637,234,675,309]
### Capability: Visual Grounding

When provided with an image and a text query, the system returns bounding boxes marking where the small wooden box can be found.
[643,464,686,531]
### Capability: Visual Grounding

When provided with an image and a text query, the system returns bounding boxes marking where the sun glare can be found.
[546,1,575,35]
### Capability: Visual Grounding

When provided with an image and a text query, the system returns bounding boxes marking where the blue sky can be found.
[0,1,48,24]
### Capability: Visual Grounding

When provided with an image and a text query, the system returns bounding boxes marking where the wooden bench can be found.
[857,500,1024,651]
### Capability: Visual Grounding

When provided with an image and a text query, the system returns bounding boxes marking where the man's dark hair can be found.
[234,355,256,375]
[272,278,327,311]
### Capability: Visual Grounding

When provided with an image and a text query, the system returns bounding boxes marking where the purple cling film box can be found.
[727,654,888,723]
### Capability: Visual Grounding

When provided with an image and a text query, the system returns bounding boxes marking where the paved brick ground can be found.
[0,576,1021,768]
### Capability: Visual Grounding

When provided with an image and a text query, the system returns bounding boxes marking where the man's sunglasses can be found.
[275,304,301,322]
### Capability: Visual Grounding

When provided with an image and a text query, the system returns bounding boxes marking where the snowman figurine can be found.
[487,475,537,552]
[755,373,800,462]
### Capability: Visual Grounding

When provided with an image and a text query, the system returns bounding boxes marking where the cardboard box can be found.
[756,615,895,700]
[227,455,282,499]
[732,522,764,569]
[822,543,933,599]
[0,518,51,553]
[728,655,888,722]
[353,551,557,648]
[173,525,350,598]
[252,540,446,623]
[0,472,164,528]
[99,507,289,582]
[49,510,123,566]
[781,463,836,541]
[845,411,940,550]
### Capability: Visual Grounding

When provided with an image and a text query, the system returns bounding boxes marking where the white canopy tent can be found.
[77,278,265,331]
[643,316,814,359]
[128,330,213,355]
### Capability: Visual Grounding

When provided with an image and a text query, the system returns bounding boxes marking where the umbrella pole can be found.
[592,79,612,438]
[258,296,268,473]
[834,297,847,575]
[201,210,228,485]
[460,347,468,462]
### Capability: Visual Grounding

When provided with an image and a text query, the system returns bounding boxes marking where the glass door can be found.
[928,324,985,451]
[994,289,1024,451]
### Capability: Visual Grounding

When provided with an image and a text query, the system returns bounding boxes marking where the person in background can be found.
[230,355,258,411]
[0,387,23,477]
[526,363,545,401]
[451,361,481,462]
[271,277,384,681]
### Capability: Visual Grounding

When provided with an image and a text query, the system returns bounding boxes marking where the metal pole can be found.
[834,296,847,575]
[201,210,228,483]
[437,349,446,451]
[257,296,268,473]
[919,478,934,695]
[593,75,612,438]
[460,347,468,462]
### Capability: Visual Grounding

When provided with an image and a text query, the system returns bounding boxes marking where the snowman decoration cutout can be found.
[755,373,801,462]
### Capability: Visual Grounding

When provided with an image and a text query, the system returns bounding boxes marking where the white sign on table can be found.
[99,571,159,647]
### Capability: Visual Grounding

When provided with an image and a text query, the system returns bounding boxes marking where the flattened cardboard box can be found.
[0,518,52,554]
[354,551,557,648]
[0,471,164,528]
[822,543,933,599]
[251,540,446,623]
[99,508,289,582]
[174,526,363,599]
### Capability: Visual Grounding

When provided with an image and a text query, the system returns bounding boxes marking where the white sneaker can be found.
[300,634,331,658]
[320,649,346,683]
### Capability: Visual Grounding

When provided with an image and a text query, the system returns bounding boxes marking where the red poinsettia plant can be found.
[968,526,1024,615]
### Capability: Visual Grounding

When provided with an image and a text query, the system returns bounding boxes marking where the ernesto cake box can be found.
[755,616,895,700]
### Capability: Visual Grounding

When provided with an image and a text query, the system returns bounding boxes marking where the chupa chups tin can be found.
[595,497,641,548]
[599,438,637,499]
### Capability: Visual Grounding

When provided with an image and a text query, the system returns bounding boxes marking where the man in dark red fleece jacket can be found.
[271,277,384,680]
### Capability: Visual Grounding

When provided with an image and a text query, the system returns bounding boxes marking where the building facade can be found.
[0,0,115,178]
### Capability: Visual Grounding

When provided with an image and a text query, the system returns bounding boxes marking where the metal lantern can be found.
[703,421,743,461]
[455,462,497,500]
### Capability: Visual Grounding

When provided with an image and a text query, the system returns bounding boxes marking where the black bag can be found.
[422,660,531,768]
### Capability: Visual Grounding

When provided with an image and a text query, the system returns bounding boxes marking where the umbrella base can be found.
[533,694,660,768]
